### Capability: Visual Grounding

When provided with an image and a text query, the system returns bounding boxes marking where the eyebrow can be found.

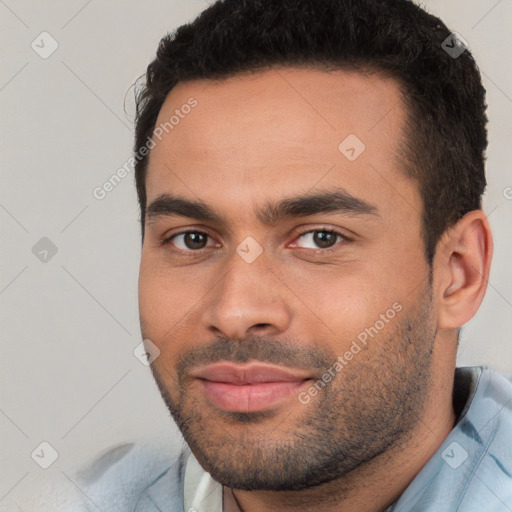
[145,187,380,225]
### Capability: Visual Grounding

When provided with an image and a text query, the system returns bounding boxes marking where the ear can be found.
[435,210,493,329]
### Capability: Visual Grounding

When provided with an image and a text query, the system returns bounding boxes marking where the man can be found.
[78,0,512,510]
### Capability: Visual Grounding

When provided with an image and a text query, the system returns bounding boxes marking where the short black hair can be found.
[134,0,488,264]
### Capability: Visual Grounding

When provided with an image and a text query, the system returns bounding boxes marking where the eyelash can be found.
[161,227,350,255]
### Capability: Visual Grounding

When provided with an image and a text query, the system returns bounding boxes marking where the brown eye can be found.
[295,230,344,250]
[312,231,338,248]
[183,232,208,249]
[166,231,212,250]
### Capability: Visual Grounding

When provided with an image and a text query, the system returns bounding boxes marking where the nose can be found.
[201,249,292,340]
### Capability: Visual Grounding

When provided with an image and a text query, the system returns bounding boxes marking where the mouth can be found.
[190,361,313,413]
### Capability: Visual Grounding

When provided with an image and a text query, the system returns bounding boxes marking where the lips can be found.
[190,362,312,413]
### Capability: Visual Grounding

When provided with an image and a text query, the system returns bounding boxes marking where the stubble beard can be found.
[146,286,436,491]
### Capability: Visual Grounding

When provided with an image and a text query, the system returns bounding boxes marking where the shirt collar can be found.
[184,452,241,512]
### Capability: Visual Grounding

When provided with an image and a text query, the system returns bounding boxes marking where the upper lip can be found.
[190,362,312,384]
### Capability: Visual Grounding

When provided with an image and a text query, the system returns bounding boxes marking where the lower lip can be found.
[198,379,309,413]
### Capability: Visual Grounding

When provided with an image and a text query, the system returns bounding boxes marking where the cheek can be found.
[138,258,184,340]
[275,263,376,345]
[138,270,186,377]
[381,240,430,298]
[138,256,211,348]
[288,263,405,346]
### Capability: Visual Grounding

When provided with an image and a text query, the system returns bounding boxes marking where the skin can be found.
[138,67,493,512]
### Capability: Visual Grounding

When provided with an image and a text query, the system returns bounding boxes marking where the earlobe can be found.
[436,211,493,329]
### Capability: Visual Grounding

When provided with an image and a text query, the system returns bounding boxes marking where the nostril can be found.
[253,323,271,329]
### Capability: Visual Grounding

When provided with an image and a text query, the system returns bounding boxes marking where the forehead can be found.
[145,67,419,222]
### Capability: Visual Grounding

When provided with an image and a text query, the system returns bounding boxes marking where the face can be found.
[138,68,438,491]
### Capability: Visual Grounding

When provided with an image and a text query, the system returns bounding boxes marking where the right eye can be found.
[162,230,220,252]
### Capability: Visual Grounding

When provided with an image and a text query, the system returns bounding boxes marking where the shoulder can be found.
[470,366,512,424]
[450,366,512,510]
[389,366,512,512]
[73,441,188,512]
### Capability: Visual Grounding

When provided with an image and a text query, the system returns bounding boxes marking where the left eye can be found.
[293,230,345,250]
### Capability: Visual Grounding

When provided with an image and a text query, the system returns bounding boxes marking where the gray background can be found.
[1,0,511,509]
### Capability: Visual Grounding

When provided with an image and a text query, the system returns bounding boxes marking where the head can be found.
[135,0,492,492]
